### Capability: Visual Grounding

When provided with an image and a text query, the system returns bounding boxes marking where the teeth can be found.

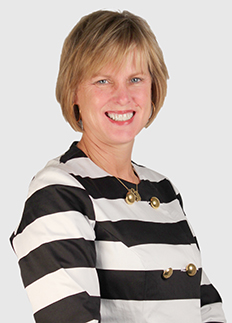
[107,112,134,121]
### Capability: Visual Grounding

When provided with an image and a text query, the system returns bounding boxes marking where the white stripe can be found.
[27,162,85,198]
[64,157,109,178]
[60,155,166,183]
[63,157,166,182]
[100,299,202,323]
[201,302,227,322]
[96,241,201,270]
[26,267,100,314]
[201,270,211,285]
[13,211,95,260]
[93,198,186,223]
[132,164,166,182]
[96,241,144,270]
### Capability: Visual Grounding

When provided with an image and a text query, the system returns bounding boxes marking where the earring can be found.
[145,102,156,128]
[73,104,81,122]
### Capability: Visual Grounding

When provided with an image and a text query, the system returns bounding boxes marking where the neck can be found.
[77,134,139,184]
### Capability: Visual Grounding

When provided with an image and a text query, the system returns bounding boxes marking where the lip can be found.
[105,110,135,125]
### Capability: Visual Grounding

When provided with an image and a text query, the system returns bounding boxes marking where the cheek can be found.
[87,88,111,109]
[141,90,152,119]
[138,89,152,109]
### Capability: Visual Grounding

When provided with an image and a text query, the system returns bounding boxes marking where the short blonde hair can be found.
[56,10,169,132]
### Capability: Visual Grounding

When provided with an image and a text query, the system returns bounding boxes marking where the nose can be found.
[113,84,131,106]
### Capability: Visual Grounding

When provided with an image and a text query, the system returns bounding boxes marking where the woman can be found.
[11,10,226,323]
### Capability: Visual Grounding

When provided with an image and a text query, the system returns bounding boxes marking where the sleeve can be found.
[171,183,226,323]
[200,270,226,323]
[10,166,101,323]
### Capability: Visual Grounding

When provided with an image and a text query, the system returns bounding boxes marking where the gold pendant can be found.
[125,188,141,205]
[131,188,141,202]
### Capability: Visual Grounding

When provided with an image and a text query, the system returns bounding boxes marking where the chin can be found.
[103,130,139,146]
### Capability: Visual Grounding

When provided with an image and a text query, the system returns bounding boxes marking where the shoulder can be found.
[27,142,91,198]
[133,162,181,197]
[133,162,166,182]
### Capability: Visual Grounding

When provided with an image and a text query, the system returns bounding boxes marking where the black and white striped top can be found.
[10,142,226,323]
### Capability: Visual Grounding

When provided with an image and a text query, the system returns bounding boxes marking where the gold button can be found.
[150,197,160,209]
[162,268,173,279]
[186,263,197,277]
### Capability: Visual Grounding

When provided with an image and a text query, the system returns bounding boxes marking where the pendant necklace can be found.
[115,167,160,209]
[115,176,141,205]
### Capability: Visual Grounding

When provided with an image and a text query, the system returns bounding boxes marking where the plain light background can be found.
[2,0,231,322]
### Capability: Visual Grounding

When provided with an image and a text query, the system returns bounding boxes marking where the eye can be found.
[131,77,142,83]
[96,79,109,85]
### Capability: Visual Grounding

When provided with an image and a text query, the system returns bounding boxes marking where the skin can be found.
[75,51,152,183]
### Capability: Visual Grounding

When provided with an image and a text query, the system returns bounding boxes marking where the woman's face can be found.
[75,51,152,147]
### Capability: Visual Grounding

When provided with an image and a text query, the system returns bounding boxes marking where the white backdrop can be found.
[2,1,231,322]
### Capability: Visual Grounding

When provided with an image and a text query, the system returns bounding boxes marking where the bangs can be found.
[70,13,153,86]
[81,43,150,81]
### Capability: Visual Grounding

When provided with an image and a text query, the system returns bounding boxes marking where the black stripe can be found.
[9,232,15,250]
[139,178,177,203]
[19,239,96,287]
[15,185,95,235]
[95,219,196,247]
[72,175,178,203]
[176,193,184,209]
[201,284,222,307]
[34,292,100,323]
[60,141,87,163]
[97,268,201,301]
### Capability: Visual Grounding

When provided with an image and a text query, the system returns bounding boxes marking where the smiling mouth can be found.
[106,112,135,121]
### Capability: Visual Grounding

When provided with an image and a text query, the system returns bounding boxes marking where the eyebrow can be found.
[91,71,147,79]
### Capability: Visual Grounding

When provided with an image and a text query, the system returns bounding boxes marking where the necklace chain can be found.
[115,176,139,193]
[114,166,141,204]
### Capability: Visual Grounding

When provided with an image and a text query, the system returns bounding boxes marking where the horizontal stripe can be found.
[133,162,167,181]
[95,241,201,270]
[97,268,201,300]
[65,158,110,178]
[201,302,226,323]
[34,292,100,323]
[26,267,100,314]
[72,175,177,203]
[94,198,186,223]
[101,298,202,323]
[201,284,222,307]
[19,238,96,287]
[95,219,196,247]
[60,141,87,163]
[15,184,95,235]
[27,162,85,199]
[13,211,96,259]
